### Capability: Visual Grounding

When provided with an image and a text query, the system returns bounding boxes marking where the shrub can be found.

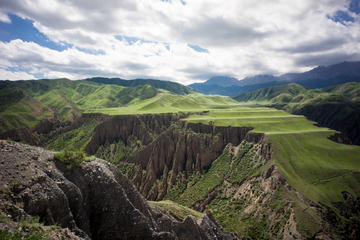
[54,150,86,171]
[204,209,213,216]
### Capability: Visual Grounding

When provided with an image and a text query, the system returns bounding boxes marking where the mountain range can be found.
[189,61,360,96]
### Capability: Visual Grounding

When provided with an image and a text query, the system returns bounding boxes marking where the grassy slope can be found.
[185,107,330,134]
[232,83,308,103]
[88,93,240,115]
[0,78,160,127]
[270,132,360,203]
[85,77,196,95]
[0,85,25,112]
[0,95,53,133]
[323,82,360,101]
[0,85,54,133]
[232,82,359,107]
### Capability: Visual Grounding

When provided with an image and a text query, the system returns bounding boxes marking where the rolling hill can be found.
[85,77,196,95]
[0,78,166,130]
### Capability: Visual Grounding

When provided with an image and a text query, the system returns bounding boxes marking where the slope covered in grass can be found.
[270,132,360,204]
[0,78,161,130]
[85,77,196,95]
[0,95,53,133]
[323,82,360,101]
[88,93,240,115]
[232,83,308,103]
[0,85,25,112]
[184,107,331,134]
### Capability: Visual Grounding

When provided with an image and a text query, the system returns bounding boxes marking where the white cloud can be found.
[0,69,35,80]
[0,11,11,23]
[0,0,360,84]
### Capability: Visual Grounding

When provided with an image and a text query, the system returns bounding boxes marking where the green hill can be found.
[0,94,53,133]
[0,78,160,125]
[232,83,308,103]
[0,85,25,112]
[323,82,360,101]
[85,77,196,95]
[0,79,155,135]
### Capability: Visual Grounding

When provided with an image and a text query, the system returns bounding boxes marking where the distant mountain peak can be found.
[203,76,240,87]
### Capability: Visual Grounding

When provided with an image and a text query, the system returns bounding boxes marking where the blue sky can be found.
[0,0,359,84]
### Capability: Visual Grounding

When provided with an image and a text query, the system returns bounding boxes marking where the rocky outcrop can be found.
[327,132,352,144]
[125,122,263,199]
[0,140,237,240]
[85,113,187,155]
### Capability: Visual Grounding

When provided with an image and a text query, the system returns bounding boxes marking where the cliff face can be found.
[0,140,237,240]
[127,122,262,199]
[85,113,186,155]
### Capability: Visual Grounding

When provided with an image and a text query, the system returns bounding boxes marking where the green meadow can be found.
[184,107,331,134]
[271,132,360,204]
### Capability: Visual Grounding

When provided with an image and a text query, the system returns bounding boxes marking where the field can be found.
[185,106,332,134]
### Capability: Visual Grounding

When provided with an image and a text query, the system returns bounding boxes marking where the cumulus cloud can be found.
[0,0,360,83]
[0,68,35,80]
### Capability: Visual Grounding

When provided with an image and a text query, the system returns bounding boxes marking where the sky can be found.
[0,0,360,85]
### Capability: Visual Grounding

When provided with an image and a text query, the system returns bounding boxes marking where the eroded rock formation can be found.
[0,140,237,240]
